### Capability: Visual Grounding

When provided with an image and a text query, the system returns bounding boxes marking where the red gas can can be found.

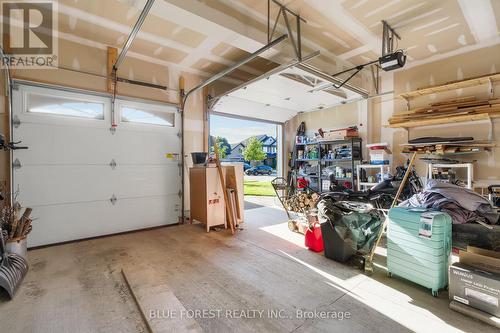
[305,223,324,252]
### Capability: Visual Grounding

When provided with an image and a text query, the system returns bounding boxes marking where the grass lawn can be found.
[244,180,276,196]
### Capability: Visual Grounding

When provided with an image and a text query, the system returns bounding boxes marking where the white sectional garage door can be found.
[11,83,181,247]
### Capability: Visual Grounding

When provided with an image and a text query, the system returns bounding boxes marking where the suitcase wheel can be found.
[387,271,392,278]
[432,290,438,297]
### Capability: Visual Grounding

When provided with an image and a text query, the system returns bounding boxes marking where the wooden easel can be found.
[213,145,235,234]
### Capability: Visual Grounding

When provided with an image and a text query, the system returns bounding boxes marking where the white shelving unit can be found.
[356,164,391,190]
[427,163,474,189]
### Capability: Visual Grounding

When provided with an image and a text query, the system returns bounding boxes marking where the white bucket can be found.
[6,237,28,259]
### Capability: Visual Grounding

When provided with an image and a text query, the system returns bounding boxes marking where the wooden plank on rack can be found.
[386,113,491,128]
[430,96,476,106]
[400,73,500,99]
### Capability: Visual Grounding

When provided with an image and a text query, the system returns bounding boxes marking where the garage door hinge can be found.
[178,190,182,198]
[176,107,181,113]
[12,159,22,169]
[109,159,117,169]
[109,127,116,135]
[11,84,19,91]
[110,194,117,205]
[12,116,21,128]
[177,131,182,138]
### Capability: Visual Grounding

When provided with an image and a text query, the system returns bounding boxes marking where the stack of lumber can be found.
[402,140,495,155]
[387,97,500,128]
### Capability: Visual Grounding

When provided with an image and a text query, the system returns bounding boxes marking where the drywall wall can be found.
[391,44,500,186]
[284,43,500,187]
[1,37,206,212]
[284,100,369,175]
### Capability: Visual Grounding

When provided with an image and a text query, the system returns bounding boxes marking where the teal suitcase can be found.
[387,207,452,296]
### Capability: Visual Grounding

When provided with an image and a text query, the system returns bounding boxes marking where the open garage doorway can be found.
[209,114,283,202]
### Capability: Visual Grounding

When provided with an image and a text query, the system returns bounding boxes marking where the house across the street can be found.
[225,134,277,168]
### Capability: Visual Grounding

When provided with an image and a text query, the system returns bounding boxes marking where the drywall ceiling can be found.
[213,67,363,123]
[12,0,500,95]
[43,0,285,86]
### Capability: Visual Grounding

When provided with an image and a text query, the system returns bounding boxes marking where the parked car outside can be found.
[243,162,251,171]
[245,165,274,175]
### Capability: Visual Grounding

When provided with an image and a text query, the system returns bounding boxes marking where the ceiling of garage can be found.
[213,66,364,122]
[35,0,500,122]
[52,0,500,85]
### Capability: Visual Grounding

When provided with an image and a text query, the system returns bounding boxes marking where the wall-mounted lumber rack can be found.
[386,96,500,129]
[386,113,496,128]
[400,73,500,100]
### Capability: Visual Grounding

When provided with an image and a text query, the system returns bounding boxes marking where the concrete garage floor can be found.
[0,198,495,333]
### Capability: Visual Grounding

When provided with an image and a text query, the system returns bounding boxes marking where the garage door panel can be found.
[27,194,180,247]
[111,131,181,165]
[14,166,114,206]
[13,122,112,165]
[12,84,182,246]
[112,165,181,198]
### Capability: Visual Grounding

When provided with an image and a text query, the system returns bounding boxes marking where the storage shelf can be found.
[292,136,363,193]
[358,163,390,168]
[295,142,319,146]
[322,158,361,162]
[401,140,495,147]
[400,73,500,99]
[386,113,493,129]
[356,164,390,191]
[427,163,473,189]
[403,151,488,157]
[318,138,362,144]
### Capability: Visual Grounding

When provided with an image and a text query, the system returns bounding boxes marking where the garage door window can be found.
[27,93,105,120]
[121,106,175,126]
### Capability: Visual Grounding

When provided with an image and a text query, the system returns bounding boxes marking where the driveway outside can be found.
[244,175,277,182]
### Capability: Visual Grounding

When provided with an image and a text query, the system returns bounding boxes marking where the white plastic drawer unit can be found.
[11,83,182,247]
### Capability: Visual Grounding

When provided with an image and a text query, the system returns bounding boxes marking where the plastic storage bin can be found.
[387,207,452,296]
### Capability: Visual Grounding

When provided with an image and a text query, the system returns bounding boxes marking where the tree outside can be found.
[210,136,231,159]
[242,136,267,165]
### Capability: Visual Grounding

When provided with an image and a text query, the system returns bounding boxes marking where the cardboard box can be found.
[449,247,500,317]
[321,128,358,141]
[460,246,500,275]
